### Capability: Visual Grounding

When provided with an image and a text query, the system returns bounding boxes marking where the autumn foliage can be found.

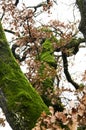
[0,0,86,129]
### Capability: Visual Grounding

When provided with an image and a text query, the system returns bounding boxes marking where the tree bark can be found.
[76,0,86,40]
[62,51,80,89]
[0,21,49,130]
[76,0,86,128]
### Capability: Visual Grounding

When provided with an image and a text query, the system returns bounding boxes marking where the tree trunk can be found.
[76,0,86,40]
[0,21,49,130]
[76,0,86,129]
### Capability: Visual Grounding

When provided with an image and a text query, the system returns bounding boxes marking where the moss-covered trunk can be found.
[0,21,49,130]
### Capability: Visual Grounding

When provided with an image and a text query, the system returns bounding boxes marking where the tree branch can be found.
[14,0,19,6]
[4,29,16,35]
[55,37,85,56]
[26,1,50,12]
[26,2,45,12]
[11,44,27,62]
[62,51,80,89]
[0,12,5,21]
[76,0,86,39]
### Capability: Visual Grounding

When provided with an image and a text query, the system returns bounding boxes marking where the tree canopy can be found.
[0,0,86,130]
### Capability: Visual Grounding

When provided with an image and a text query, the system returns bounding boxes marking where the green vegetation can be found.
[39,38,57,68]
[0,21,49,130]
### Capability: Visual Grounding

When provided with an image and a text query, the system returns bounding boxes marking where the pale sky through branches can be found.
[0,0,86,130]
[18,0,80,23]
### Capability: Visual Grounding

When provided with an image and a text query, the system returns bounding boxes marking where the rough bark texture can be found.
[0,21,49,130]
[76,0,86,129]
[76,0,86,39]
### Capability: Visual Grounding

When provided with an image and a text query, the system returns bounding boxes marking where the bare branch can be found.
[4,29,16,35]
[26,2,46,12]
[62,51,80,89]
[0,12,5,21]
[14,0,19,6]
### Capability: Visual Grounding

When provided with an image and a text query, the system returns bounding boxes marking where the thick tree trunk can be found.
[76,0,86,40]
[0,21,49,130]
[76,0,86,129]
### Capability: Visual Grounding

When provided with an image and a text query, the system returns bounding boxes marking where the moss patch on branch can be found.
[0,21,49,130]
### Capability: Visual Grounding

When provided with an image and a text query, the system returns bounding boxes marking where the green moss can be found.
[68,38,80,47]
[39,38,56,65]
[0,21,49,129]
[42,78,53,90]
[42,39,53,53]
[0,55,49,129]
[40,51,55,64]
[51,35,59,43]
[39,37,59,68]
[77,125,86,130]
[38,63,45,76]
[0,21,7,42]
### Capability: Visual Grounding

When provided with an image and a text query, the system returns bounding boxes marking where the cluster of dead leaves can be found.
[0,118,5,127]
[32,107,77,130]
[78,92,86,126]
[33,91,86,130]
[0,93,86,129]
